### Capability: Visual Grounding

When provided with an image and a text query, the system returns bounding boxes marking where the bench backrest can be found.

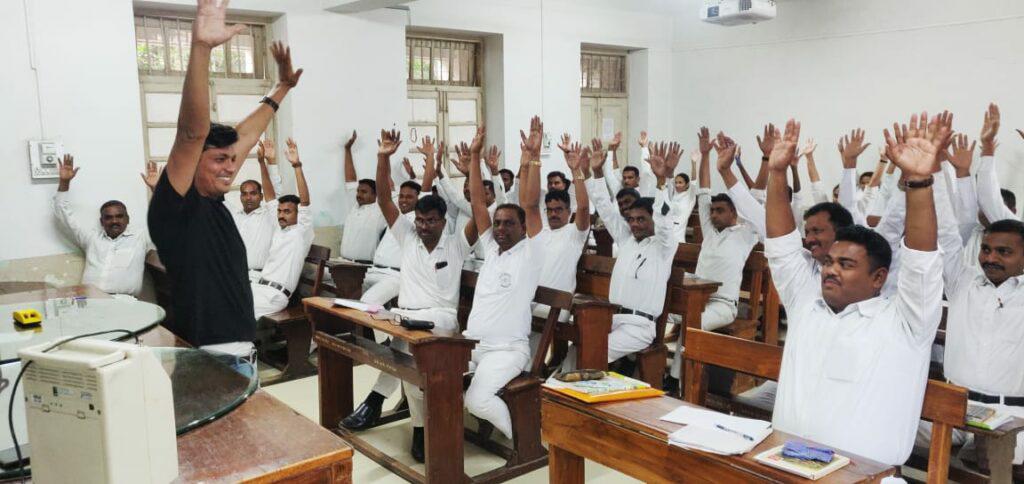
[290,244,331,304]
[683,327,967,484]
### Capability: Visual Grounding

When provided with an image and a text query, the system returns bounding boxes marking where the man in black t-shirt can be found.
[148,0,303,357]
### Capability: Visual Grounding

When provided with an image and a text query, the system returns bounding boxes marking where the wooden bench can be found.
[257,244,331,382]
[683,327,968,484]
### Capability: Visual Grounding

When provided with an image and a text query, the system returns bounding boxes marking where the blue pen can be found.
[715,424,755,441]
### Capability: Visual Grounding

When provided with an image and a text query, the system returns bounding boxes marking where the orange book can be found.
[543,372,665,403]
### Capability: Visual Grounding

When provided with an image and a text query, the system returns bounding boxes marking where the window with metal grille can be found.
[580,52,627,95]
[135,14,269,79]
[406,37,480,87]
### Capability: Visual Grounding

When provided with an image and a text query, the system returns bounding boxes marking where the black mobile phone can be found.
[400,319,435,331]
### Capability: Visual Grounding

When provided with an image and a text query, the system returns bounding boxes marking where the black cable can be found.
[6,329,140,481]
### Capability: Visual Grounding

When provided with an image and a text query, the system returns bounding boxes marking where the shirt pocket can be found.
[108,244,136,270]
[825,340,872,384]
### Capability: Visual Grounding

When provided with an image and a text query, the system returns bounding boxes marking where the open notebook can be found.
[661,405,772,455]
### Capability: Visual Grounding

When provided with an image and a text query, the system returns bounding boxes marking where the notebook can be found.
[754,445,851,480]
[966,403,1013,431]
[542,372,664,403]
[661,405,772,455]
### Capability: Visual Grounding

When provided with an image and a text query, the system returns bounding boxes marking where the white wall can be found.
[672,0,1024,201]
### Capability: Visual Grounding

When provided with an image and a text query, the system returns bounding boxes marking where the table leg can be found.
[414,340,473,484]
[575,305,612,370]
[982,433,1015,484]
[549,444,584,484]
[316,333,354,430]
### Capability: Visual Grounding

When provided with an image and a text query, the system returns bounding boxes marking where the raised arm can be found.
[417,137,438,193]
[736,147,756,189]
[484,145,508,204]
[256,139,277,201]
[375,129,403,226]
[698,126,713,190]
[284,138,310,206]
[976,103,1017,222]
[887,112,950,252]
[140,160,162,193]
[519,117,544,237]
[560,135,592,231]
[343,130,358,184]
[754,124,777,190]
[467,128,492,239]
[609,132,622,170]
[232,41,302,162]
[53,154,90,247]
[587,139,631,242]
[764,122,800,238]
[837,128,870,224]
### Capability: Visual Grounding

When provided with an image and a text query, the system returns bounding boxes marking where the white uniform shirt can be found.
[390,215,473,310]
[372,211,414,270]
[340,181,387,262]
[229,164,283,270]
[977,155,1019,223]
[536,224,589,293]
[767,230,943,466]
[52,192,151,295]
[695,189,760,302]
[437,175,498,260]
[587,178,678,317]
[464,231,545,348]
[260,203,314,292]
[667,186,696,243]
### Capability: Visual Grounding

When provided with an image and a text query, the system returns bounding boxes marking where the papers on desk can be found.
[332,298,384,314]
[967,403,1013,431]
[543,372,664,403]
[661,405,771,455]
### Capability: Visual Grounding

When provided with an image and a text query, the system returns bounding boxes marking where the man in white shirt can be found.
[251,138,314,320]
[340,130,388,263]
[765,114,948,466]
[343,129,478,462]
[436,143,504,267]
[460,119,546,442]
[359,180,422,305]
[232,139,283,272]
[667,131,760,388]
[837,128,874,226]
[561,140,683,371]
[52,154,151,296]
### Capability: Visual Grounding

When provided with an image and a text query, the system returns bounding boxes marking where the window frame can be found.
[580,50,628,99]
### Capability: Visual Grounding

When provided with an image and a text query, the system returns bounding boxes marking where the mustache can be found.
[983,262,1005,271]
[823,275,840,286]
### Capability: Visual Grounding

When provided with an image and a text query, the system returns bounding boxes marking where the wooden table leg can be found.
[282,319,316,380]
[981,433,1015,484]
[316,333,354,430]
[575,305,612,370]
[549,444,584,484]
[414,340,473,484]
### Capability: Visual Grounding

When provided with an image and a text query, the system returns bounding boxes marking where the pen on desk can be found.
[715,424,755,441]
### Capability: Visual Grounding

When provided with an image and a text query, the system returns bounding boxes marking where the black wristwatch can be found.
[899,176,934,190]
[260,96,280,112]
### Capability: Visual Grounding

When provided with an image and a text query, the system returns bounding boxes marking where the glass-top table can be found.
[0,298,164,360]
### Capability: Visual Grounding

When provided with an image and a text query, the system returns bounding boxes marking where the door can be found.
[580,97,629,164]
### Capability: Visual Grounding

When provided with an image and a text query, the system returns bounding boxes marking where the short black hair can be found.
[358,179,377,194]
[415,194,447,218]
[623,166,640,177]
[495,203,526,224]
[100,200,127,213]
[804,202,854,230]
[616,187,641,201]
[860,171,874,180]
[548,171,570,187]
[400,180,422,193]
[544,189,571,207]
[1001,189,1017,212]
[499,168,514,178]
[627,197,655,215]
[240,179,262,192]
[203,123,239,151]
[835,225,892,272]
[278,194,301,206]
[710,193,736,212]
[985,218,1024,243]
[675,173,690,184]
[483,179,495,193]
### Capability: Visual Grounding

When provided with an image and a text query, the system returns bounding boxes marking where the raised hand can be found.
[469,126,486,155]
[269,41,303,88]
[638,130,649,148]
[980,103,1000,156]
[58,154,79,183]
[588,142,606,172]
[140,160,161,190]
[558,133,572,154]
[192,0,247,49]
[884,111,953,179]
[257,138,277,165]
[663,142,683,177]
[485,145,502,175]
[402,157,416,179]
[344,130,358,150]
[417,135,435,160]
[579,146,594,178]
[520,116,544,159]
[377,128,402,157]
[798,138,817,159]
[712,132,738,169]
[947,133,975,176]
[564,142,584,172]
[837,128,870,169]
[285,137,302,167]
[608,131,622,152]
[453,142,471,175]
[590,137,604,156]
[647,142,667,177]
[698,126,713,156]
[768,119,801,171]
[757,123,778,158]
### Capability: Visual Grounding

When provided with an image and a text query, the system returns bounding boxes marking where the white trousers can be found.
[669,298,737,379]
[559,313,655,372]
[360,270,404,397]
[252,283,290,320]
[400,309,459,428]
[464,345,531,440]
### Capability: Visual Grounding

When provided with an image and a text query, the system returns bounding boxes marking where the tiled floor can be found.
[262,364,640,483]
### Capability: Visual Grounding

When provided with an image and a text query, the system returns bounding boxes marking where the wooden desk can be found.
[304,297,476,483]
[959,416,1024,483]
[542,390,896,483]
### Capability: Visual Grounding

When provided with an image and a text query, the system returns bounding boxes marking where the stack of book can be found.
[542,372,664,403]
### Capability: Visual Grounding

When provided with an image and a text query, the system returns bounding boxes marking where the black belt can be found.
[616,307,657,322]
[968,390,1024,407]
[257,278,292,298]
[373,264,401,272]
[350,259,373,265]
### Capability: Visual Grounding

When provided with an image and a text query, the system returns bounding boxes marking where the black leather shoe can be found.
[340,400,382,430]
[411,427,425,463]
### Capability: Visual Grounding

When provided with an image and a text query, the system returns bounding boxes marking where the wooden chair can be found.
[683,327,968,484]
[257,244,331,382]
[458,270,576,482]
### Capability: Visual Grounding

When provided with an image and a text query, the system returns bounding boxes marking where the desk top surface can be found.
[681,276,722,290]
[543,390,896,483]
[304,296,474,345]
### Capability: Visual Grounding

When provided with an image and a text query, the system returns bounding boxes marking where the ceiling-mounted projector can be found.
[701,0,776,26]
